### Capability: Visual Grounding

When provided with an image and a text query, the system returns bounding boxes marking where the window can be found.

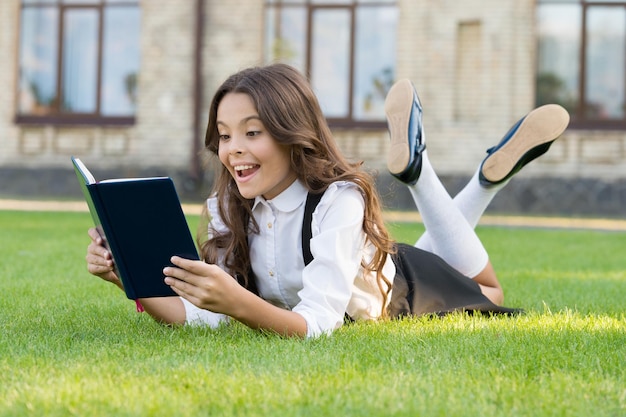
[537,0,626,129]
[16,0,141,125]
[264,0,398,128]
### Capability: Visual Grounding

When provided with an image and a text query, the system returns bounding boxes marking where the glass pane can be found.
[264,6,306,72]
[264,6,278,63]
[353,6,397,120]
[536,4,581,116]
[61,8,99,112]
[18,7,58,114]
[310,0,352,4]
[23,0,59,4]
[62,0,100,4]
[585,6,626,119]
[266,0,306,3]
[310,9,350,118]
[101,7,140,115]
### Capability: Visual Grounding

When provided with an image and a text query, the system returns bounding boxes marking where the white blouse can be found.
[182,179,396,337]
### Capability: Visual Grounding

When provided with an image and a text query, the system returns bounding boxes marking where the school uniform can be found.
[182,179,518,338]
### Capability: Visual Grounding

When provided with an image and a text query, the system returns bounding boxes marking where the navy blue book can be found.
[72,156,199,300]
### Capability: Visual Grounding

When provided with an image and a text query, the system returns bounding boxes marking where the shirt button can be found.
[267,222,272,229]
[269,270,274,277]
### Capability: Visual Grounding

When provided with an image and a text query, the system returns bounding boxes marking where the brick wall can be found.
[129,1,196,168]
[0,1,19,166]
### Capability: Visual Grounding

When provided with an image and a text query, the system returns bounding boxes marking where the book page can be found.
[99,177,169,184]
[72,157,96,184]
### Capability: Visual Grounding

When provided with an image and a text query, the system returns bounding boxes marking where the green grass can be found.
[1,210,624,416]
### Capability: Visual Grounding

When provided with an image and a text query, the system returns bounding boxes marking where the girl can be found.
[86,64,569,338]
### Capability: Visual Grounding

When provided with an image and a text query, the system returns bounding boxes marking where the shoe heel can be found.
[385,79,415,175]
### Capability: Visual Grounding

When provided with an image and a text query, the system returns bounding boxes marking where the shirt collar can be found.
[252,179,308,213]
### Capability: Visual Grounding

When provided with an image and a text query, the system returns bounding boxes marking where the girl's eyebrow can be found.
[216,115,262,127]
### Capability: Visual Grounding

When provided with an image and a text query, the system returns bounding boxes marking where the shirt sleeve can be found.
[181,297,230,327]
[292,183,366,338]
[206,196,228,270]
[176,196,231,328]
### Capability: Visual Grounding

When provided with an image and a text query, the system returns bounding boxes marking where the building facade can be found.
[0,0,624,216]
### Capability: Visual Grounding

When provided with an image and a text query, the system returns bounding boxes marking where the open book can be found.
[72,156,199,299]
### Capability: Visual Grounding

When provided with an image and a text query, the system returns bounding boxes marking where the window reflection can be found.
[18,7,58,114]
[536,4,580,116]
[311,9,350,118]
[585,6,626,119]
[102,7,140,115]
[265,6,306,72]
[62,9,98,113]
[354,6,397,120]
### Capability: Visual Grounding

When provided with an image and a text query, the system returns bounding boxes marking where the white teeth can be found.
[234,164,255,171]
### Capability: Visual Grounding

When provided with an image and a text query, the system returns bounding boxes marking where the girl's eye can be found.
[218,134,230,141]
[247,130,261,137]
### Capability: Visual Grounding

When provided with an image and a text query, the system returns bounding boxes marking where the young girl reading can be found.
[85,64,570,338]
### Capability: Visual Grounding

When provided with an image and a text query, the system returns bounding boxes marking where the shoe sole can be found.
[481,104,570,183]
[385,79,415,175]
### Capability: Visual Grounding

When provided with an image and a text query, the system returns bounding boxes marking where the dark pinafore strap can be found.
[301,191,324,266]
[301,191,354,323]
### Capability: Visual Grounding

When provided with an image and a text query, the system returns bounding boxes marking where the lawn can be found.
[0,210,624,417]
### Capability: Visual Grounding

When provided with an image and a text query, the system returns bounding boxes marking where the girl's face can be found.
[217,92,297,200]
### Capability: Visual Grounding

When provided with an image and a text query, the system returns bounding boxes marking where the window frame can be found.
[265,0,397,130]
[537,0,626,130]
[15,0,140,127]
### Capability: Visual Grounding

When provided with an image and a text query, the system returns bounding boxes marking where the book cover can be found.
[72,157,199,299]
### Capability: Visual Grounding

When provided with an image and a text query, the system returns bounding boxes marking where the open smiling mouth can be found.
[235,164,260,178]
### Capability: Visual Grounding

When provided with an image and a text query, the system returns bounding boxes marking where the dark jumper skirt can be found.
[302,192,522,319]
[387,243,522,317]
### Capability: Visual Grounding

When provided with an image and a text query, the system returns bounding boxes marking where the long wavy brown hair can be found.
[200,63,395,313]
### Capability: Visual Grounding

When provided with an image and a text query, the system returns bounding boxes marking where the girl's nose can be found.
[228,134,245,154]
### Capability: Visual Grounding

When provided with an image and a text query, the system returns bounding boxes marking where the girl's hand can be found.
[85,227,123,289]
[163,257,245,316]
[165,256,308,337]
[85,228,186,326]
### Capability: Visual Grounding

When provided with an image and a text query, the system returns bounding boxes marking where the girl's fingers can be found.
[87,227,102,243]
[87,240,112,259]
[88,263,113,275]
[168,257,221,280]
[164,276,191,293]
[86,252,113,268]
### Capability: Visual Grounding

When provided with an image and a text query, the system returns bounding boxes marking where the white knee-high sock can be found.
[451,168,510,228]
[416,168,510,249]
[409,152,489,278]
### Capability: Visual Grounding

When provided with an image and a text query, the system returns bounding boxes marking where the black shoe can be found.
[479,104,570,186]
[384,79,426,185]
